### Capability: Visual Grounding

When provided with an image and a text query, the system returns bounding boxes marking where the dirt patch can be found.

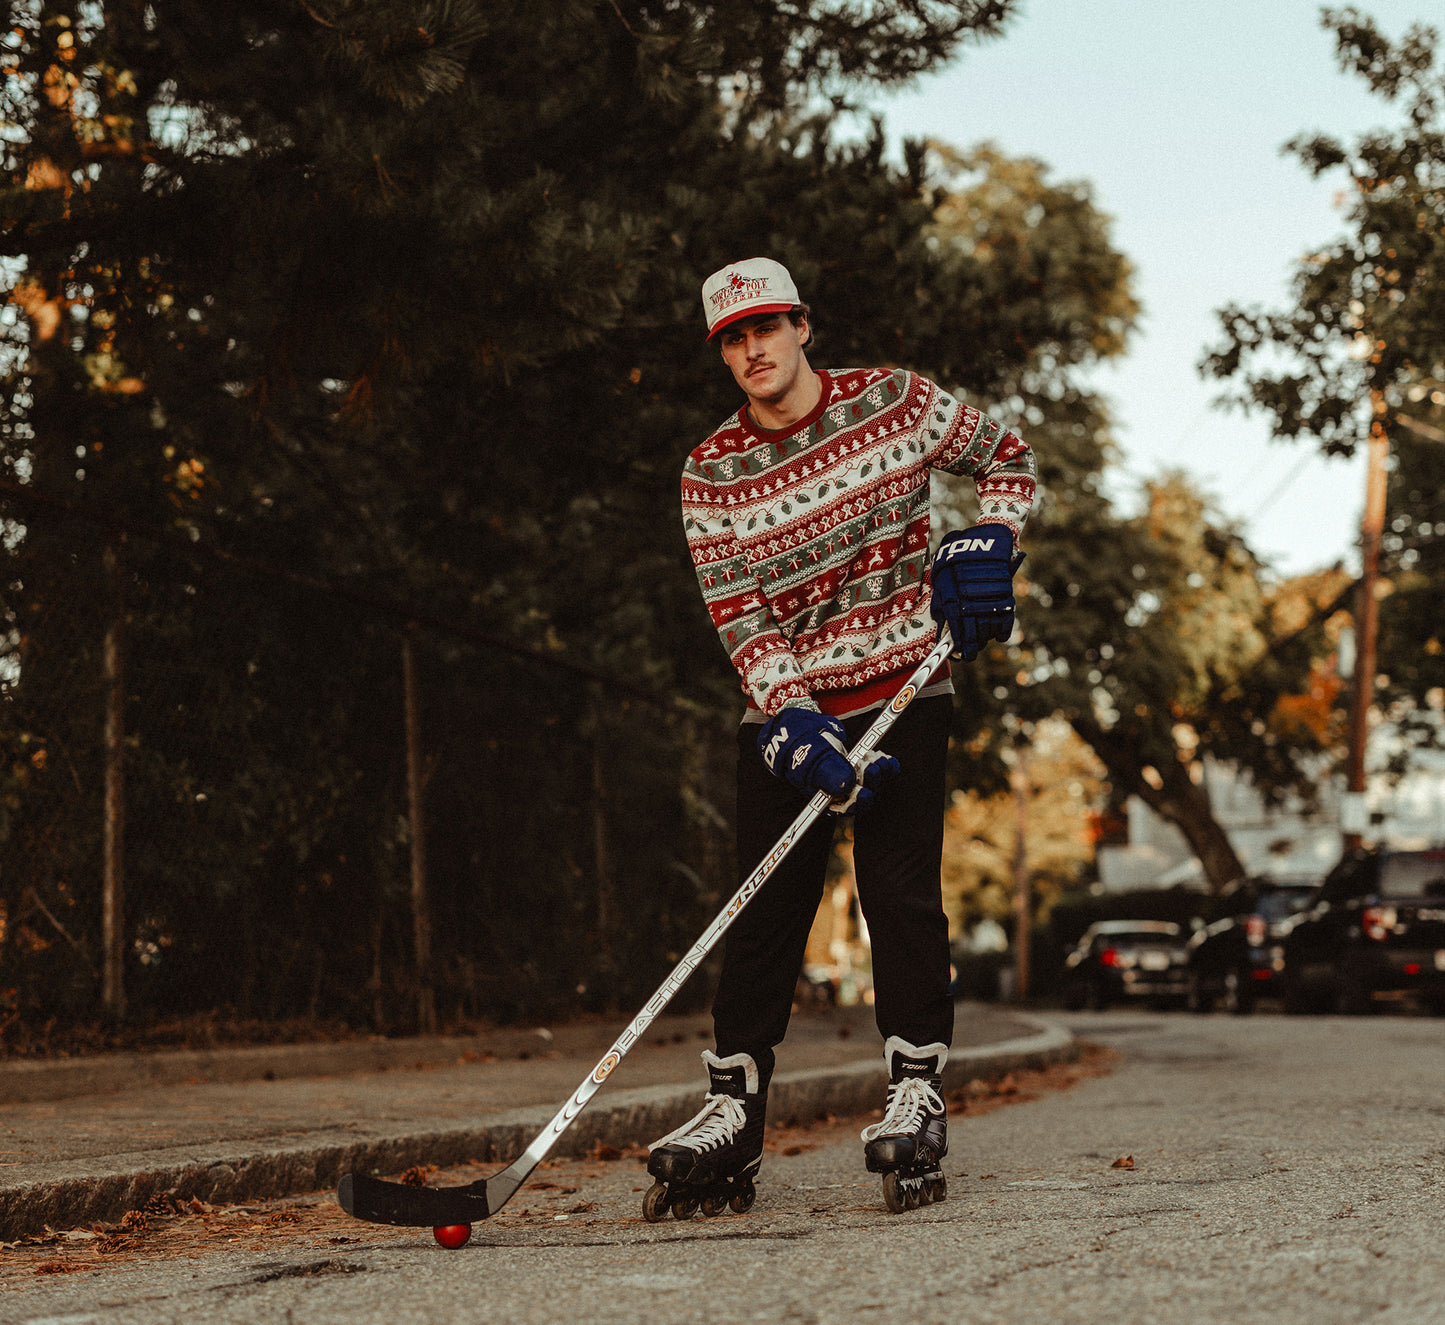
[0,1193,395,1285]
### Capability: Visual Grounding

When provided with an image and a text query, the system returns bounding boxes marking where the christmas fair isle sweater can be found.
[681,367,1036,719]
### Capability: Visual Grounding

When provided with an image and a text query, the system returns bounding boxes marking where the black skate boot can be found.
[860,1035,949,1213]
[643,1050,767,1222]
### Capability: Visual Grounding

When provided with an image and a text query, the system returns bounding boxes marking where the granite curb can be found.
[0,1017,1076,1240]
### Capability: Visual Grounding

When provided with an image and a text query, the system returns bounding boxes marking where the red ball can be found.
[433,1223,471,1249]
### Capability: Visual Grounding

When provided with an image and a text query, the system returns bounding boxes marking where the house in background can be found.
[1098,742,1445,893]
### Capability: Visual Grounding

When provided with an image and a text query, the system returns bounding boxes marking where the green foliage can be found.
[0,0,1331,1029]
[1203,8,1445,456]
[917,149,1328,889]
[1202,7,1445,757]
[1,0,1037,1029]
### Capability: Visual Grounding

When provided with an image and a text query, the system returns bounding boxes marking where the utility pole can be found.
[1342,392,1389,852]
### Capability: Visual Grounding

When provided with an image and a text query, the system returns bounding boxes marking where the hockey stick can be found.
[337,629,958,1228]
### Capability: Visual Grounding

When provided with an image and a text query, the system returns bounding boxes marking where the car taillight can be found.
[1099,948,1120,967]
[1245,916,1266,947]
[1362,906,1397,941]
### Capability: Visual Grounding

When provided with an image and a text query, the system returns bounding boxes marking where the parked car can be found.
[1278,847,1445,1015]
[1061,920,1190,1010]
[1185,877,1318,1014]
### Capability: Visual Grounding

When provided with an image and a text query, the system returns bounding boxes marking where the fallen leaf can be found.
[1111,1155,1135,1170]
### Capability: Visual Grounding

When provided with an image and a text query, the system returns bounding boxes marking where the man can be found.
[643,257,1035,1220]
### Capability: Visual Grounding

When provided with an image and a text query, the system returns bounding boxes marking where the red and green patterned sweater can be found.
[681,367,1036,719]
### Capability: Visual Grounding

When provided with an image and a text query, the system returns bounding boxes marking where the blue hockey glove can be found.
[758,708,853,800]
[757,709,899,812]
[929,524,1022,661]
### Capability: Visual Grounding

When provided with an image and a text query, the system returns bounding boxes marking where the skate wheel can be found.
[701,1193,727,1218]
[642,1183,671,1223]
[904,1180,921,1210]
[926,1174,948,1204]
[881,1171,907,1214]
[917,1179,934,1207]
[671,1191,700,1221]
[728,1181,756,1215]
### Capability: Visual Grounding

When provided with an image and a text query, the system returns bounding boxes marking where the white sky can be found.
[875,0,1435,578]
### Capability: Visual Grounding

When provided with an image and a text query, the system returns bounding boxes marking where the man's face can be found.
[718,313,808,406]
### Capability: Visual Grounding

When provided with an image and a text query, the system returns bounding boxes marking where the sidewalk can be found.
[0,1001,1076,1240]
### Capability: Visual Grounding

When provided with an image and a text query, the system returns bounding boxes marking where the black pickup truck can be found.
[1278,848,1445,1015]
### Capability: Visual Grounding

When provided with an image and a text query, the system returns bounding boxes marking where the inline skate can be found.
[643,1050,767,1221]
[860,1035,949,1213]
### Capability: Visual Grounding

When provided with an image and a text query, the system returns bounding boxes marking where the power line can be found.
[1247,450,1317,522]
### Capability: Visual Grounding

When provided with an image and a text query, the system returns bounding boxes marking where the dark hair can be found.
[788,303,813,349]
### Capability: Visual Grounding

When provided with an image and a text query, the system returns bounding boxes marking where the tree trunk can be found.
[101,540,126,1020]
[402,628,435,1035]
[1010,748,1031,1000]
[1132,763,1246,893]
[589,690,615,1007]
[1074,720,1246,893]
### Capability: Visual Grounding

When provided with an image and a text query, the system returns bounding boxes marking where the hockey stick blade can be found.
[337,1171,492,1226]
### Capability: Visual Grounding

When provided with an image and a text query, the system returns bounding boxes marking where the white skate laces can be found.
[860,1076,945,1143]
[649,1092,748,1154]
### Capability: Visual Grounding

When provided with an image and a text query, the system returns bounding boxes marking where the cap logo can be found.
[711,271,773,315]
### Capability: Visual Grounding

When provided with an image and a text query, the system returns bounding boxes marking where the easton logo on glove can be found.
[929,523,1023,662]
[758,708,899,812]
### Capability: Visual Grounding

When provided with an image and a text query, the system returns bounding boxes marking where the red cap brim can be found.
[706,302,795,341]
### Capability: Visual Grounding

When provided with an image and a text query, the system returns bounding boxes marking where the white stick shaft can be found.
[501,630,956,1182]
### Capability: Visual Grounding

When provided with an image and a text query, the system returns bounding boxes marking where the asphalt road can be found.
[4,1009,1442,1325]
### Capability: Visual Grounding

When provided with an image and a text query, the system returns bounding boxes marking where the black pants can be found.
[712,694,955,1082]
